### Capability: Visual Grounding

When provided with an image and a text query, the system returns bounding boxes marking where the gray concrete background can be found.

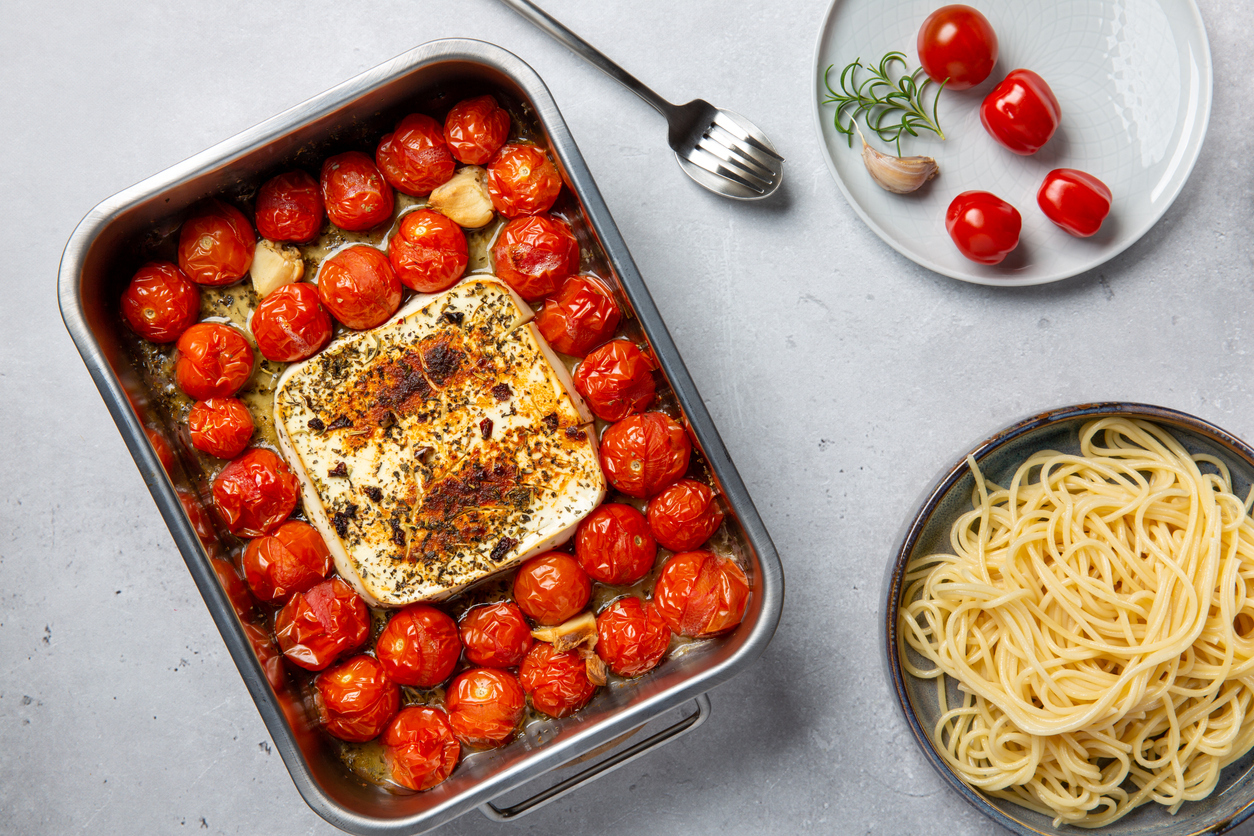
[4,0,1253,833]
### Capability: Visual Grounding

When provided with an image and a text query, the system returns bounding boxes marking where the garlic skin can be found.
[860,134,939,194]
[250,239,305,297]
[427,166,494,228]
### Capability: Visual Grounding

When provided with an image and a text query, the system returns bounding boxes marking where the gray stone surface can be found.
[3,0,1253,833]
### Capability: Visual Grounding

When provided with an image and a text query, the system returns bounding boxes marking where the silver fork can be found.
[496,0,784,200]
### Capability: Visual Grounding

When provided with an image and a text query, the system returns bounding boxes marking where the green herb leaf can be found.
[821,51,946,157]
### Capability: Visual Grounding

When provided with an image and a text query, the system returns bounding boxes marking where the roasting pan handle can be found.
[478,693,711,821]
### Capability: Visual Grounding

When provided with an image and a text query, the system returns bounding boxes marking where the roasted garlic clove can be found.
[428,166,494,228]
[531,612,597,652]
[250,239,305,297]
[860,134,939,194]
[579,647,607,686]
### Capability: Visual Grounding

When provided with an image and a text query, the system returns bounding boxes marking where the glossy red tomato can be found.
[917,5,998,90]
[652,550,750,638]
[242,620,286,691]
[445,668,526,747]
[256,170,324,243]
[596,597,671,677]
[1037,169,1112,237]
[980,69,1061,155]
[388,209,468,292]
[534,275,620,358]
[175,322,255,400]
[512,552,592,626]
[187,397,254,460]
[647,479,724,552]
[376,114,456,197]
[315,655,400,742]
[145,425,177,473]
[210,556,256,619]
[178,199,256,286]
[376,604,462,687]
[575,503,657,586]
[444,95,511,165]
[241,519,333,603]
[490,214,579,301]
[177,487,218,550]
[945,190,1022,265]
[460,601,533,669]
[382,706,461,791]
[211,447,299,537]
[573,340,656,422]
[318,245,402,330]
[274,578,370,670]
[600,412,691,499]
[320,151,395,231]
[121,261,200,343]
[250,282,333,362]
[519,642,596,718]
[487,143,562,218]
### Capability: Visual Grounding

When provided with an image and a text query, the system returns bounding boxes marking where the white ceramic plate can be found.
[811,0,1213,286]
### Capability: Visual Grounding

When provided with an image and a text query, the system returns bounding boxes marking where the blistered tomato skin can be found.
[250,282,333,362]
[242,519,333,604]
[321,151,395,231]
[647,479,724,552]
[980,69,1062,156]
[145,426,177,473]
[388,209,468,293]
[274,578,370,670]
[491,214,580,301]
[487,143,562,218]
[596,597,672,677]
[211,448,300,537]
[945,190,1022,265]
[187,397,254,460]
[519,642,596,718]
[256,170,324,243]
[121,261,200,343]
[317,245,402,330]
[178,199,256,286]
[513,552,593,626]
[534,275,621,357]
[460,602,533,669]
[573,340,656,422]
[316,655,400,742]
[1037,169,1112,237]
[575,503,657,586]
[175,322,255,400]
[383,707,461,791]
[211,556,256,619]
[178,487,218,550]
[376,604,462,687]
[446,668,526,747]
[600,412,692,499]
[444,95,511,165]
[917,5,998,90]
[376,114,457,197]
[652,551,750,638]
[243,620,287,691]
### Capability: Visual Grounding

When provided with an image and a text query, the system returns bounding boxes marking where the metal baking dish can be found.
[57,39,784,834]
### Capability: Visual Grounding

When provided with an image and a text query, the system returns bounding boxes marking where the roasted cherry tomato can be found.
[490,214,579,301]
[647,479,724,552]
[980,69,1061,156]
[376,604,462,687]
[241,519,333,604]
[388,209,468,293]
[596,597,671,677]
[487,143,562,218]
[1037,169,1112,238]
[600,412,691,499]
[177,487,218,550]
[573,340,656,422]
[120,261,200,343]
[178,199,256,286]
[315,655,400,742]
[519,642,596,719]
[274,578,370,670]
[175,322,255,400]
[513,552,592,626]
[187,397,255,460]
[242,620,286,691]
[376,114,456,197]
[255,170,324,243]
[250,282,333,362]
[534,275,620,358]
[210,556,256,619]
[945,190,1022,265]
[444,95,511,165]
[917,5,998,90]
[575,503,657,586]
[652,550,750,638]
[445,668,526,747]
[145,425,177,473]
[382,706,461,791]
[317,245,402,330]
[211,447,299,537]
[460,602,533,669]
[321,151,395,231]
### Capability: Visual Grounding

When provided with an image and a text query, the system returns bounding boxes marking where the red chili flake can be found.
[327,415,352,431]
[489,537,518,562]
[542,412,558,432]
[307,417,326,431]
[491,383,512,401]
[480,417,494,439]
[564,426,585,441]
[364,486,383,503]
[328,462,349,477]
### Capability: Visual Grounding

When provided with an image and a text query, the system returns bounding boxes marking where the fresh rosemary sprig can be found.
[822,51,946,157]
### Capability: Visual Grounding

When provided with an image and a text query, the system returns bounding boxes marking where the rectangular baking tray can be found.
[57,38,784,835]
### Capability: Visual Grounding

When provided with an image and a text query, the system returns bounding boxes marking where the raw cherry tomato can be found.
[376,604,462,687]
[491,214,579,301]
[573,340,656,422]
[534,275,621,357]
[513,552,592,626]
[945,190,1022,265]
[382,706,460,791]
[487,143,562,218]
[917,5,998,90]
[596,597,671,677]
[120,261,200,343]
[187,397,254,460]
[460,602,533,668]
[647,479,724,552]
[211,447,299,537]
[600,412,691,499]
[250,282,333,362]
[1037,169,1112,238]
[575,503,657,586]
[444,95,511,165]
[388,209,468,293]
[255,170,324,243]
[144,426,176,473]
[175,322,255,400]
[980,69,1061,156]
[315,655,399,742]
[519,642,596,719]
[241,519,333,604]
[376,114,456,197]
[210,556,255,619]
[652,550,750,638]
[445,668,525,747]
[274,578,370,670]
[318,245,402,330]
[178,199,256,286]
[321,151,395,231]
